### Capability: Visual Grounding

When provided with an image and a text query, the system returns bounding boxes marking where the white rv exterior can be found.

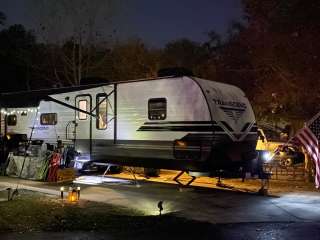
[1,76,258,175]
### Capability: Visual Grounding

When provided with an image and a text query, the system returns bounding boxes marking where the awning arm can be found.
[45,96,97,118]
[90,89,115,113]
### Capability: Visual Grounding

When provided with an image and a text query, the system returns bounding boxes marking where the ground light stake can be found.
[158,201,163,216]
[77,186,81,200]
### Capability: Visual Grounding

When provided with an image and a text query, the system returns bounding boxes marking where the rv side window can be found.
[40,113,57,125]
[148,98,167,120]
[7,114,17,126]
[78,100,88,120]
[96,94,108,129]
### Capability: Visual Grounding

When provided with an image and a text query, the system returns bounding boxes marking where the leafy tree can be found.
[0,24,37,92]
[0,11,6,25]
[161,38,210,78]
[110,39,160,81]
[31,0,122,86]
[219,0,320,122]
[162,39,203,69]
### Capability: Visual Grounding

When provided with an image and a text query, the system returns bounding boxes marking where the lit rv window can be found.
[148,98,167,120]
[96,94,108,129]
[7,115,17,126]
[78,100,88,120]
[40,113,57,125]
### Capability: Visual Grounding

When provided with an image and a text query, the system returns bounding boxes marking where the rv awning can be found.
[0,92,46,108]
[0,84,106,108]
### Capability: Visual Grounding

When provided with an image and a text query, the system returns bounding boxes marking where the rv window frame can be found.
[7,114,17,126]
[148,98,167,120]
[96,93,108,130]
[40,113,57,125]
[78,99,88,120]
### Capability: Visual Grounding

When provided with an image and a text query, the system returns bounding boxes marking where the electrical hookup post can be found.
[242,151,271,195]
[257,153,271,195]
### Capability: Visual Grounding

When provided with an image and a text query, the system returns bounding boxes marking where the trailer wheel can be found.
[144,168,160,177]
[108,166,123,174]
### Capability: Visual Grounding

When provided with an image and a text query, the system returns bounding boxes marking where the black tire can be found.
[144,168,160,177]
[108,166,123,174]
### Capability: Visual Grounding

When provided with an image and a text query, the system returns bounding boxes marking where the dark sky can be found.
[0,0,244,47]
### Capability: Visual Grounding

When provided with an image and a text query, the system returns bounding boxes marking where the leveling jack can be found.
[257,170,271,195]
[6,188,18,201]
[128,167,140,187]
[258,178,270,195]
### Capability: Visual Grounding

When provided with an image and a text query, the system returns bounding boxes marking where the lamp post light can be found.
[6,188,11,201]
[77,186,81,200]
[60,186,64,200]
[68,188,77,202]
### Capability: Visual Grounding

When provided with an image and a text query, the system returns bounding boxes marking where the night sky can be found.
[0,0,243,47]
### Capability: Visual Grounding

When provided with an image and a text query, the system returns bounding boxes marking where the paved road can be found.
[0,176,320,224]
[1,223,320,240]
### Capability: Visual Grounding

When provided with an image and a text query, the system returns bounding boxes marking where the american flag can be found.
[293,113,320,188]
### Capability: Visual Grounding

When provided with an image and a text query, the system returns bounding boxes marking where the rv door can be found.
[74,95,92,156]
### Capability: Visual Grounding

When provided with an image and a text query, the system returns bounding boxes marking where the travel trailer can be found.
[0,76,262,180]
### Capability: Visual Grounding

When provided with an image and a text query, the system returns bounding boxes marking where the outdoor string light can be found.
[0,107,39,115]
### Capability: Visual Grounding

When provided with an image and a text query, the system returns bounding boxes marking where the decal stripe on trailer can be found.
[143,121,217,125]
[138,121,257,133]
[137,125,224,132]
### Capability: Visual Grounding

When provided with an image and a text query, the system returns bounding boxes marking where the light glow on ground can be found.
[73,176,133,185]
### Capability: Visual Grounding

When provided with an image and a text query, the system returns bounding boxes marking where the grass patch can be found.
[0,190,213,239]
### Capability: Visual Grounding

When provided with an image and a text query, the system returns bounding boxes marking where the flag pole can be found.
[307,111,320,126]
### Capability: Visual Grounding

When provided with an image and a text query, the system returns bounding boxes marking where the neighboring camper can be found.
[0,76,261,179]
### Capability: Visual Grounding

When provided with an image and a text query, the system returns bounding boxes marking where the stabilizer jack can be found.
[173,171,196,187]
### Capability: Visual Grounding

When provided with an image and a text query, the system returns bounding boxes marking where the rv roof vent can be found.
[157,67,194,78]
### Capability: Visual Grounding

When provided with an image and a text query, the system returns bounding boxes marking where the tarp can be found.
[6,152,51,180]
